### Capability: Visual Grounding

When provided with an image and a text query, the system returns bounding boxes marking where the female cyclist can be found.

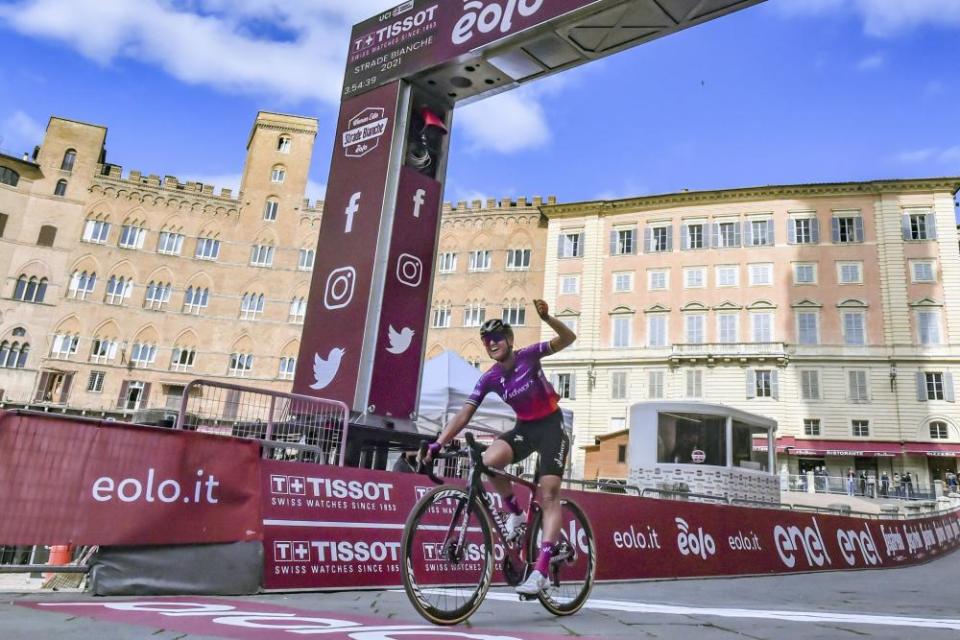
[423,298,576,595]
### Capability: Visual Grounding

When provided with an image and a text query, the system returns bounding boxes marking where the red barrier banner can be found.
[261,462,960,590]
[0,411,262,546]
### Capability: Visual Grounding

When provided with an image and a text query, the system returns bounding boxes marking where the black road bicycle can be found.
[400,432,596,625]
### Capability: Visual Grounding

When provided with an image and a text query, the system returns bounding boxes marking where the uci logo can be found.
[452,0,544,46]
[676,517,716,560]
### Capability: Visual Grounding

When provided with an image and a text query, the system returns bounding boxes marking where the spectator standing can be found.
[904,472,913,498]
[880,471,890,498]
[893,472,902,497]
[858,470,867,496]
[846,468,856,496]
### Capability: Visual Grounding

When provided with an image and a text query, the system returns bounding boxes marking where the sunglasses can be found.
[482,333,508,346]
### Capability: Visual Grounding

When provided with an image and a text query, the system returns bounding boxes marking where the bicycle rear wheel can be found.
[401,486,494,625]
[527,497,596,616]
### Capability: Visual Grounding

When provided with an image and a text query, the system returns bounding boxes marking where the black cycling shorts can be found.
[497,410,569,477]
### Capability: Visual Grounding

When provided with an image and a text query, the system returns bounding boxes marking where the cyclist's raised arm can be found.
[535,299,576,354]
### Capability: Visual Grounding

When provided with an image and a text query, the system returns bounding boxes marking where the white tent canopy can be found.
[416,350,573,435]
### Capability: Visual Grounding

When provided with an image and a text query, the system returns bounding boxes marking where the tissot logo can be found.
[354,5,438,52]
[271,475,393,501]
[274,540,401,563]
[452,0,544,46]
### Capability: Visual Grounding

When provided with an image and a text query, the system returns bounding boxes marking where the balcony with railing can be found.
[670,342,788,366]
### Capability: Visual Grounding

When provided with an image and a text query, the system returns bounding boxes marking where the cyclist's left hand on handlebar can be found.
[418,441,442,466]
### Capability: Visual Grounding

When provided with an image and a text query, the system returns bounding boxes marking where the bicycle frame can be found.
[438,435,541,580]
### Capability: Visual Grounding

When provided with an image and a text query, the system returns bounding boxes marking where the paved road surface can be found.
[2,551,956,639]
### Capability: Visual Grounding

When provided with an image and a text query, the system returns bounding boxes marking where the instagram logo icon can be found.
[324,266,356,309]
[396,254,423,288]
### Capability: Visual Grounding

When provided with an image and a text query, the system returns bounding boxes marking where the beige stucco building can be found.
[1,112,959,488]
[538,180,960,486]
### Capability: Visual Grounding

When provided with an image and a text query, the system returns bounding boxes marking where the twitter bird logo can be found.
[311,348,345,390]
[386,325,414,355]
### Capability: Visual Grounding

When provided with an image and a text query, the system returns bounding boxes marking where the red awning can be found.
[754,438,960,458]
[755,438,894,457]
[902,442,960,458]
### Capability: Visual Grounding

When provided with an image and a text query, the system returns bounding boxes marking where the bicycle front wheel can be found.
[401,485,494,625]
[527,497,596,616]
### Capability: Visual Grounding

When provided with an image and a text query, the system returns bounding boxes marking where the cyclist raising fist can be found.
[425,298,575,595]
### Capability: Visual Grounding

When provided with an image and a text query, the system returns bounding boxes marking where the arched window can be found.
[13,275,47,303]
[298,248,315,271]
[0,341,29,368]
[54,179,68,197]
[277,136,292,153]
[105,275,132,305]
[930,421,950,440]
[17,343,29,368]
[240,292,265,320]
[271,165,286,184]
[0,166,19,187]
[13,276,26,300]
[68,270,97,299]
[263,197,279,221]
[60,149,77,172]
[183,286,210,314]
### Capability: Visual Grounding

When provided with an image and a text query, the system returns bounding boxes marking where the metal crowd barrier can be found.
[784,473,934,501]
[176,380,350,466]
[0,545,95,577]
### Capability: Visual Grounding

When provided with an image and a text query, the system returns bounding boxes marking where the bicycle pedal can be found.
[518,593,538,602]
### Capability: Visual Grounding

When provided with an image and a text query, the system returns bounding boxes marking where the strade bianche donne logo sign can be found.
[342,108,389,158]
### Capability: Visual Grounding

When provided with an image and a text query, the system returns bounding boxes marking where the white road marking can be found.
[400,590,960,631]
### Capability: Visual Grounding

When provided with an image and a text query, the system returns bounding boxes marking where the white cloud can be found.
[939,147,960,163]
[0,110,45,154]
[856,53,885,70]
[595,182,651,201]
[0,0,560,155]
[774,0,960,36]
[0,0,406,104]
[458,88,551,154]
[894,146,960,165]
[895,148,936,164]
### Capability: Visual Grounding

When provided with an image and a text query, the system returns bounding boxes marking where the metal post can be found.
[768,428,775,474]
[263,394,276,460]
[725,415,733,468]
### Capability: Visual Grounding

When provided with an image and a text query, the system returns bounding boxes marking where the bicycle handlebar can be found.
[416,441,446,485]
[414,433,489,487]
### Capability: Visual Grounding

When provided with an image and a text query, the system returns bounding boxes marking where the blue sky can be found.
[1,0,959,207]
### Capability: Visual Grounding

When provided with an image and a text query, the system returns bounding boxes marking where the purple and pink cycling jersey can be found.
[467,342,560,421]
